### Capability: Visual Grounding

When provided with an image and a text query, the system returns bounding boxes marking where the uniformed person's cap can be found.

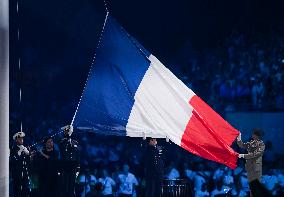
[13,131,25,140]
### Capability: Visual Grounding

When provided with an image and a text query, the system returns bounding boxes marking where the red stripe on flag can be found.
[180,95,239,169]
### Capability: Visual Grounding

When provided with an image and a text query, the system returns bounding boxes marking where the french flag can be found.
[72,14,239,169]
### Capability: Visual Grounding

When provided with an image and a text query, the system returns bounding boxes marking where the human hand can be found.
[39,149,49,159]
[237,133,242,141]
[31,150,36,157]
[22,146,30,155]
[17,145,29,156]
[166,136,170,143]
[238,154,245,158]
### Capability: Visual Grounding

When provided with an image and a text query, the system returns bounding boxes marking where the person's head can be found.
[44,137,54,150]
[92,168,98,176]
[252,128,263,140]
[94,182,103,192]
[183,162,189,169]
[102,169,109,177]
[16,137,24,145]
[149,138,157,146]
[122,164,129,174]
[197,163,205,171]
[13,132,25,145]
[114,164,120,172]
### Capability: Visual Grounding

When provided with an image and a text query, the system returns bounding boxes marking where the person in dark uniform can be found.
[10,131,32,197]
[142,138,165,197]
[58,125,80,197]
[38,137,59,197]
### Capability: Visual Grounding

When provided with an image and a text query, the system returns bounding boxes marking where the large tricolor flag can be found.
[72,14,239,169]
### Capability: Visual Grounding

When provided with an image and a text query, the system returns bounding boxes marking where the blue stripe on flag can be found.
[73,16,151,135]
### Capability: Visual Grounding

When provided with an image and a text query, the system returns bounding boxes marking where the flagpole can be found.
[71,11,109,126]
[0,0,9,195]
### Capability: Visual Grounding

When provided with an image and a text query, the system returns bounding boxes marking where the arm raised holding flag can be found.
[237,129,270,197]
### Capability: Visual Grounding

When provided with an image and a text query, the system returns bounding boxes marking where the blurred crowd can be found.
[11,133,284,197]
[72,135,284,197]
[177,30,284,112]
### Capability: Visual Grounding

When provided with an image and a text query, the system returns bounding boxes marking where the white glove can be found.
[76,172,79,178]
[22,146,29,155]
[68,125,74,136]
[238,154,245,158]
[17,145,29,156]
[237,133,242,141]
[166,136,170,143]
[142,132,146,140]
[61,125,74,136]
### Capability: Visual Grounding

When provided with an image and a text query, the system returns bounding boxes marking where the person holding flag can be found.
[142,138,165,197]
[10,131,32,197]
[58,125,80,197]
[237,128,271,197]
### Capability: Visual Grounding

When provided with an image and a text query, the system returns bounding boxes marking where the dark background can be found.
[9,0,284,140]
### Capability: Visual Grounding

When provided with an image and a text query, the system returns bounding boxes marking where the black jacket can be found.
[10,144,31,179]
[59,137,80,172]
[143,144,165,179]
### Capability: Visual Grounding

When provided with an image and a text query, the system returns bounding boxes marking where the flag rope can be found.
[103,0,109,13]
[71,11,109,126]
[30,130,63,148]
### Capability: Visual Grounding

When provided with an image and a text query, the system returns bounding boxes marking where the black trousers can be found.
[249,179,272,197]
[59,171,76,197]
[12,176,30,197]
[39,173,58,197]
[145,178,162,197]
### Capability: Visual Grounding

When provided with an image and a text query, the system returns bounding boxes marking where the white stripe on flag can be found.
[126,55,195,144]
